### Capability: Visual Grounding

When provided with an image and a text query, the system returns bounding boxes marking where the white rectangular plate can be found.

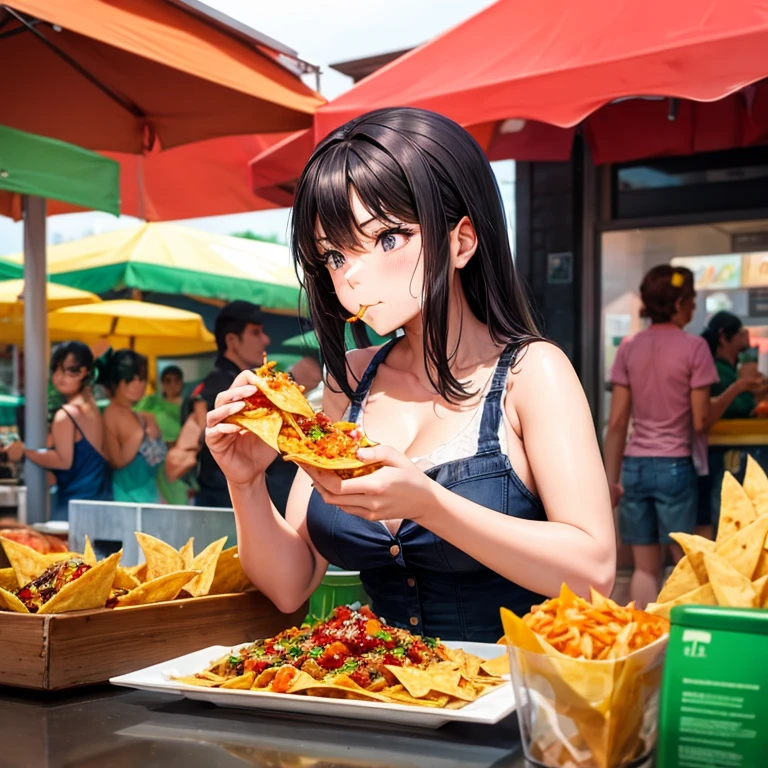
[111,641,515,729]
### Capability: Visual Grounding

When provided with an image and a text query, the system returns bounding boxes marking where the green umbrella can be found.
[283,327,394,354]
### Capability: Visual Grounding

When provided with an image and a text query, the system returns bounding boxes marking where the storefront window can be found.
[600,219,768,435]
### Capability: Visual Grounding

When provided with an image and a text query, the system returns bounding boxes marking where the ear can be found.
[449,216,478,270]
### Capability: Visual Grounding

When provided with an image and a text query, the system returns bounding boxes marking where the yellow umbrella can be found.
[0,279,100,318]
[46,300,216,358]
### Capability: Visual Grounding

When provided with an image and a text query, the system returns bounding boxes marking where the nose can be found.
[262,331,271,347]
[345,258,364,288]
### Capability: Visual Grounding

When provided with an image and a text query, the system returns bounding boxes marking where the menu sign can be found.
[743,251,768,287]
[671,254,741,290]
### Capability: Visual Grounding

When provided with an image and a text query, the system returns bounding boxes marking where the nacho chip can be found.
[82,536,97,566]
[227,410,283,452]
[113,566,141,591]
[0,567,19,591]
[220,671,256,690]
[479,654,509,677]
[705,554,758,608]
[114,569,198,607]
[0,537,72,586]
[179,538,195,570]
[125,563,147,582]
[252,361,315,419]
[135,532,184,581]
[208,546,253,595]
[669,533,715,584]
[184,537,228,597]
[714,514,768,579]
[743,455,768,517]
[717,472,757,545]
[384,665,476,701]
[38,551,122,614]
[0,586,30,612]
[657,556,701,602]
[752,574,768,607]
[647,582,716,620]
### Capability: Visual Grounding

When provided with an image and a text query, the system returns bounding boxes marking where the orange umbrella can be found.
[312,0,768,141]
[248,130,314,208]
[0,133,292,221]
[0,0,324,153]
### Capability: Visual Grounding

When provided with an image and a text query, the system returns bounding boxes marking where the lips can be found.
[345,302,381,323]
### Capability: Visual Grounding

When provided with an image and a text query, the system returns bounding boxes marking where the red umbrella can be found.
[0,133,291,221]
[313,0,768,141]
[248,130,314,208]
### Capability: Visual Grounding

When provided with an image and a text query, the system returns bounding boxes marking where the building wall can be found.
[515,154,583,370]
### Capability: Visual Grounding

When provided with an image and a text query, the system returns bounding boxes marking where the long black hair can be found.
[97,349,148,395]
[701,311,744,356]
[291,107,541,403]
[50,341,95,392]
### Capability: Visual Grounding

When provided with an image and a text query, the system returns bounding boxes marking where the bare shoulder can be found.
[507,341,582,409]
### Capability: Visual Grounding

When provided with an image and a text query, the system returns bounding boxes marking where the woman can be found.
[6,342,111,520]
[101,350,167,504]
[603,266,725,607]
[205,108,616,642]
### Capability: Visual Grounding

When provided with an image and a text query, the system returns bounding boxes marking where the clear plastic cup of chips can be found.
[502,587,669,768]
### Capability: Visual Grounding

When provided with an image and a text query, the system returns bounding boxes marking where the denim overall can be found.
[306,339,547,641]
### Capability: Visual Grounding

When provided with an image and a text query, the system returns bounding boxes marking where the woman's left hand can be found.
[303,446,437,524]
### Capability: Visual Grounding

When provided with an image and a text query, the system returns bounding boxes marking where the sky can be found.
[0,0,513,256]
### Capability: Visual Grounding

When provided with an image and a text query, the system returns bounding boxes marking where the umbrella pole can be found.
[22,195,50,525]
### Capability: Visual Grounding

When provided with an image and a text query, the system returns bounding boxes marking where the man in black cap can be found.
[183,301,271,508]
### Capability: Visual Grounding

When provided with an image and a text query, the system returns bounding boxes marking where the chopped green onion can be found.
[339,659,359,674]
[374,631,392,642]
[308,425,325,441]
[423,636,438,648]
[309,646,323,658]
[228,656,241,665]
[392,647,406,657]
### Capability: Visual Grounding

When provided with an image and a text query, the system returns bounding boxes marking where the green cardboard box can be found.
[657,605,768,768]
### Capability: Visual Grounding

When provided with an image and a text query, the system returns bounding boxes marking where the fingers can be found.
[206,399,248,428]
[214,384,257,409]
[230,370,261,389]
[356,444,408,468]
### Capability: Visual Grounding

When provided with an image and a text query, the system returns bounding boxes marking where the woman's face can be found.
[51,354,87,398]
[161,372,183,400]
[117,375,147,404]
[315,192,425,337]
[721,326,750,357]
[675,292,697,327]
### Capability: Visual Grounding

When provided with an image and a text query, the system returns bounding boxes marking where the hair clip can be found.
[670,272,685,288]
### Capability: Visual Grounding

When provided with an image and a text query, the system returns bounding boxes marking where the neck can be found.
[397,273,502,390]
[223,351,248,372]
[718,349,739,366]
[112,393,135,409]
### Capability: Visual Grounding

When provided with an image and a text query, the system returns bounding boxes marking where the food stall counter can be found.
[708,419,768,446]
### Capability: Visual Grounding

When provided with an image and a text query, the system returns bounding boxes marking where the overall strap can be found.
[59,406,84,437]
[347,337,400,424]
[476,343,521,456]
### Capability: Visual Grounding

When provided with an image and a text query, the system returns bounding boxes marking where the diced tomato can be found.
[349,668,371,688]
[407,646,423,664]
[244,392,273,410]
[382,653,403,667]
[244,658,272,674]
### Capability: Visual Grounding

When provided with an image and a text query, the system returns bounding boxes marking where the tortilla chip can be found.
[39,550,122,614]
[669,533,715,584]
[657,556,701,602]
[0,586,29,612]
[0,537,72,586]
[705,554,758,608]
[227,410,283,452]
[479,654,509,677]
[135,532,184,581]
[743,456,768,517]
[0,567,19,591]
[208,546,253,595]
[82,536,97,566]
[220,672,255,690]
[717,473,757,545]
[281,452,371,471]
[253,371,315,419]
[184,537,227,597]
[752,574,768,607]
[125,563,147,582]
[384,665,476,701]
[179,538,195,570]
[647,582,716,620]
[173,676,219,688]
[113,566,141,591]
[714,514,768,579]
[114,569,198,607]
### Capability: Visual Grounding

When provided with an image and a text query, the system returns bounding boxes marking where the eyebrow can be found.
[314,217,382,243]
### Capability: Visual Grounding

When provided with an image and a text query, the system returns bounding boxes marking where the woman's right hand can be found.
[739,374,766,395]
[205,371,277,486]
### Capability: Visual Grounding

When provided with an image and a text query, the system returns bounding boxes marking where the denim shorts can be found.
[619,457,698,545]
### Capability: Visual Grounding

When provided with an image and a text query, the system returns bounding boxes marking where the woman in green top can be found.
[101,350,167,504]
[701,312,764,418]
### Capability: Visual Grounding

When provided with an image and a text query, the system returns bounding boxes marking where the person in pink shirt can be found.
[603,265,718,607]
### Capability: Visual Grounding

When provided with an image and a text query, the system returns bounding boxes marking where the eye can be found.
[377,227,413,253]
[323,250,346,271]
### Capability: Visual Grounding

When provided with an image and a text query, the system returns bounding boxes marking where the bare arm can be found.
[603,384,631,487]
[206,353,373,614]
[24,409,75,471]
[690,386,711,433]
[103,408,143,469]
[704,379,758,427]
